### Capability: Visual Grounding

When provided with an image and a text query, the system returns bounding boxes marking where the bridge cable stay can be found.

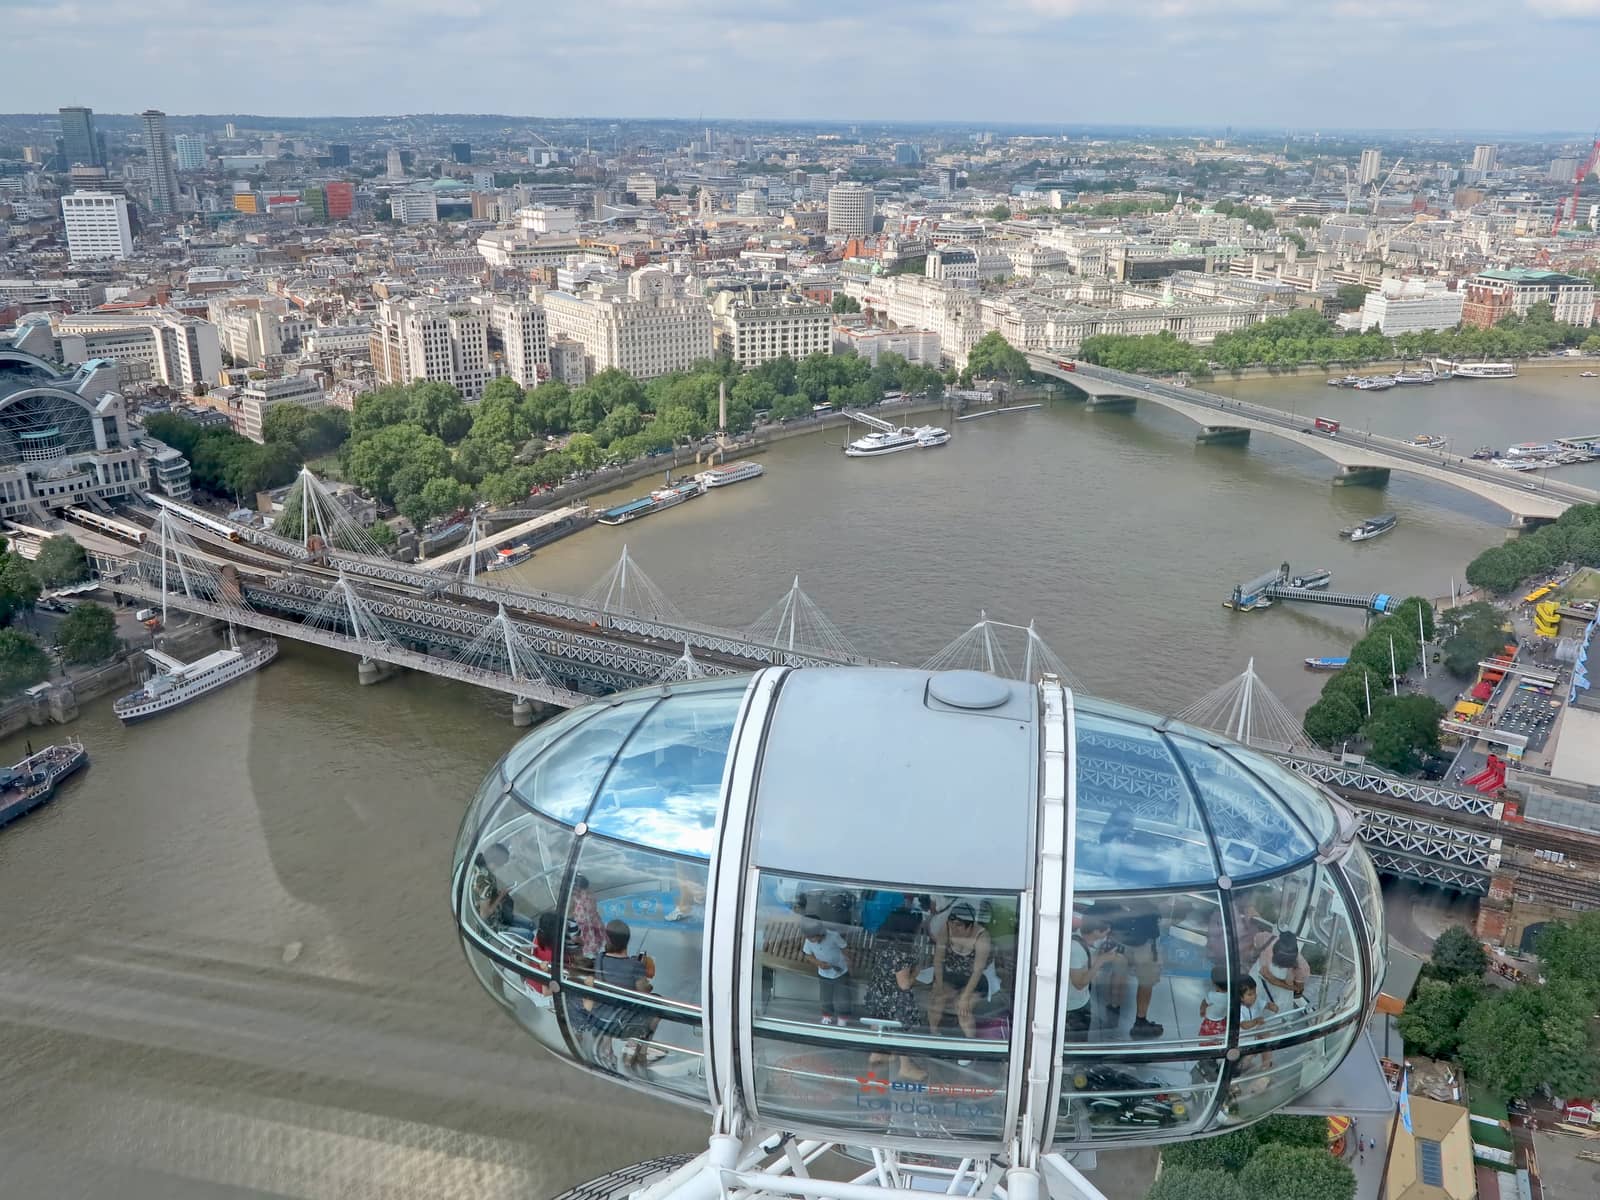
[449,602,558,694]
[283,468,387,558]
[139,509,254,623]
[657,642,705,683]
[922,612,1081,688]
[744,576,858,659]
[580,545,685,624]
[1172,658,1311,753]
[297,572,400,650]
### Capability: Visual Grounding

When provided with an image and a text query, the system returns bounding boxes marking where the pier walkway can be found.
[418,505,591,572]
[1029,357,1600,523]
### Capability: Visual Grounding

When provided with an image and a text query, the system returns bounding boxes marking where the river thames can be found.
[0,366,1574,1196]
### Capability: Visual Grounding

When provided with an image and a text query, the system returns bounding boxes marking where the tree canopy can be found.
[33,535,88,589]
[143,413,300,500]
[56,602,119,664]
[1397,978,1482,1059]
[1302,597,1439,756]
[1459,979,1599,1099]
[963,332,1031,383]
[1467,502,1600,594]
[1537,911,1600,999]
[1428,926,1489,984]
[0,628,50,695]
[1236,1144,1355,1200]
[1440,601,1511,678]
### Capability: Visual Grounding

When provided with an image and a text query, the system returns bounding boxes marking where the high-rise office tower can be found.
[141,109,179,214]
[1471,144,1498,173]
[1357,148,1381,186]
[827,182,874,236]
[62,192,134,261]
[386,148,405,178]
[174,134,205,171]
[224,121,236,138]
[59,106,103,168]
[328,143,351,167]
[450,141,472,164]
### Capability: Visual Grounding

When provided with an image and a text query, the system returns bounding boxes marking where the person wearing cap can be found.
[470,843,537,940]
[928,900,992,1039]
[800,918,853,1026]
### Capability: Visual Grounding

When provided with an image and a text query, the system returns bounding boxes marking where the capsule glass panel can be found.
[1229,752,1339,848]
[1073,713,1217,889]
[509,697,656,824]
[1069,890,1224,1053]
[1234,864,1362,1043]
[1168,736,1317,880]
[1222,1016,1360,1125]
[585,685,744,857]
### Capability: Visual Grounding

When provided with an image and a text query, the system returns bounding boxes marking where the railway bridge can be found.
[1028,357,1599,524]
[105,489,1600,923]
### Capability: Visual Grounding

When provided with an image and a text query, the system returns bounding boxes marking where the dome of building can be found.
[451,667,1384,1158]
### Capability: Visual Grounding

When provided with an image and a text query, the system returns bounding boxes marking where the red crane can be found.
[1551,136,1600,233]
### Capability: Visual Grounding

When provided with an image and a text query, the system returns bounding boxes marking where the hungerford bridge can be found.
[1028,357,1600,525]
[98,472,1600,916]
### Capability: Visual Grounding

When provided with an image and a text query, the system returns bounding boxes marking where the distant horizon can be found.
[4,111,1596,145]
[8,0,1598,134]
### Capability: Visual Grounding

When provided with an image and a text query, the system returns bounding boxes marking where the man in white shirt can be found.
[801,918,853,1026]
[1067,915,1122,1042]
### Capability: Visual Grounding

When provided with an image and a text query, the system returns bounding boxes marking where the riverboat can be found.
[1392,370,1438,385]
[1449,361,1517,379]
[0,740,89,829]
[1407,434,1448,449]
[597,475,707,525]
[696,460,764,488]
[1304,657,1350,672]
[1327,376,1361,388]
[1340,513,1397,542]
[1471,446,1497,460]
[1581,371,1598,378]
[114,638,278,724]
[844,424,950,457]
[1505,442,1562,459]
[1354,376,1395,391]
[1289,568,1333,590]
[484,543,533,572]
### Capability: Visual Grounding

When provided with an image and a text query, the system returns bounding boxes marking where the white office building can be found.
[735,190,767,217]
[237,373,325,443]
[481,297,550,388]
[61,191,133,261]
[1357,148,1382,186]
[710,290,831,369]
[1471,144,1498,173]
[174,134,206,171]
[540,270,714,381]
[827,183,874,237]
[53,308,222,392]
[626,173,657,204]
[370,297,492,399]
[390,188,439,225]
[832,325,941,367]
[1357,279,1465,335]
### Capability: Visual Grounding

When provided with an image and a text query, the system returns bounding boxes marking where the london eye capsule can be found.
[451,667,1385,1196]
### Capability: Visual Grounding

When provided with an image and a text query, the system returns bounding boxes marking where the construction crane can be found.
[1551,136,1600,234]
[1369,157,1404,211]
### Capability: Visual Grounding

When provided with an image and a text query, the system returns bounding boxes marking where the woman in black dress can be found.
[866,907,927,1080]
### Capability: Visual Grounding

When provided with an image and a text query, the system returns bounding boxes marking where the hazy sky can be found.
[11,0,1600,131]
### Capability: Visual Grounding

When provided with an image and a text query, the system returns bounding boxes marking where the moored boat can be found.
[597,475,707,525]
[1354,376,1395,391]
[1392,370,1437,385]
[696,460,765,488]
[1447,361,1517,379]
[114,638,278,724]
[1289,568,1332,590]
[484,543,533,572]
[0,740,89,829]
[1471,446,1497,460]
[1304,656,1350,672]
[1406,434,1447,449]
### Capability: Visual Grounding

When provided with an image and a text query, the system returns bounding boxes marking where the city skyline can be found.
[9,0,1600,131]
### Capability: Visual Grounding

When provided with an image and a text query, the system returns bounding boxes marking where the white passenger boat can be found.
[114,637,278,723]
[1449,361,1517,379]
[696,460,765,488]
[842,409,950,457]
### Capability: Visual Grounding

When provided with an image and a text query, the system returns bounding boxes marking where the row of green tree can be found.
[1079,304,1600,376]
[0,533,120,696]
[1399,919,1600,1103]
[1301,597,1446,769]
[1465,502,1600,594]
[1150,1115,1353,1200]
[332,349,952,527]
